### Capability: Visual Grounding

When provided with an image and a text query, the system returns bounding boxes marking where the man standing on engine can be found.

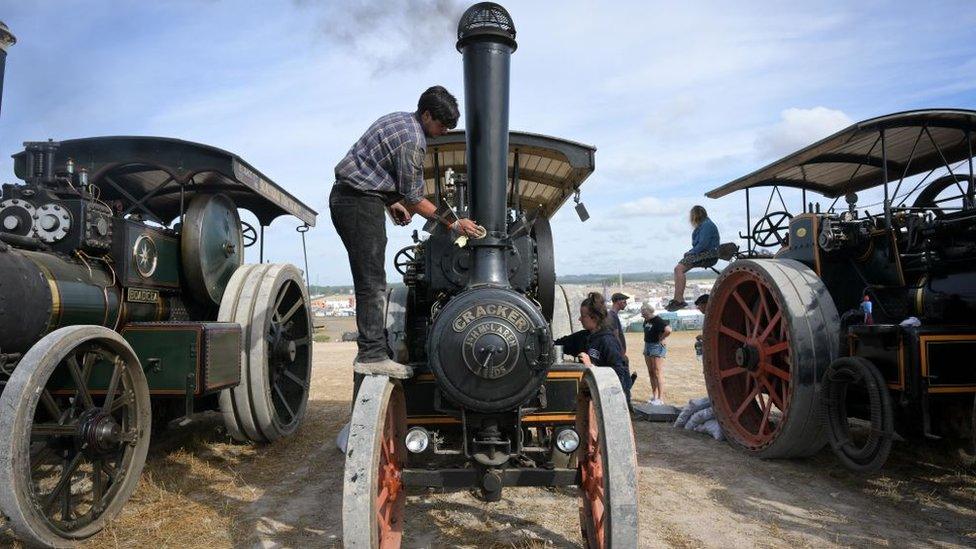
[331,86,482,379]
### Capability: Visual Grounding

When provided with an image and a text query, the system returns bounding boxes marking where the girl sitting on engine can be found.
[555,292,632,405]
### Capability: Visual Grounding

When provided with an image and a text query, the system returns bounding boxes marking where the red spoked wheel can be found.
[703,259,838,458]
[343,375,407,548]
[577,367,638,548]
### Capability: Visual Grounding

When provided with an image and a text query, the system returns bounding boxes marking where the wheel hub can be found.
[735,344,761,372]
[77,409,122,455]
[269,322,297,364]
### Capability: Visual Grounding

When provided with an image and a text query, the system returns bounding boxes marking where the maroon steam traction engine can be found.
[341,4,638,548]
[702,109,976,471]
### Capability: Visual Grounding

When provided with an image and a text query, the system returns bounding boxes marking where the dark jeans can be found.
[330,184,389,363]
[610,365,633,405]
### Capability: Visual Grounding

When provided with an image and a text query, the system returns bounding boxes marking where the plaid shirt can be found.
[334,111,427,205]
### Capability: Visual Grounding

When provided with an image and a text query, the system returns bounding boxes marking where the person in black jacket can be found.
[555,292,632,405]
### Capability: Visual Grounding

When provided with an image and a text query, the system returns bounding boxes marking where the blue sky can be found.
[1,1,974,284]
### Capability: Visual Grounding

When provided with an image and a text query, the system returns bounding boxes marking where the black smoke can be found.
[296,0,465,75]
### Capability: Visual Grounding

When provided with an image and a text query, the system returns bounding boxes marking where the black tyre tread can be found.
[762,259,838,458]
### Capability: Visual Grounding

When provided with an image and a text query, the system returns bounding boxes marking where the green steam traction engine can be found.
[0,26,318,544]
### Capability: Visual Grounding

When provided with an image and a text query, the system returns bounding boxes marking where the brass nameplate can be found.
[127,287,159,304]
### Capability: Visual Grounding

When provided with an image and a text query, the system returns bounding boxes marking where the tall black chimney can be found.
[456,3,516,287]
[0,22,15,119]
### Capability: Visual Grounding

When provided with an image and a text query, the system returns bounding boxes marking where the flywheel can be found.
[181,193,244,306]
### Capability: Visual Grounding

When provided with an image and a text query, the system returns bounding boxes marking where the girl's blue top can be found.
[689,217,720,254]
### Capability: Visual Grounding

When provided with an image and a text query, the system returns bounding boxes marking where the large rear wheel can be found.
[703,259,838,458]
[342,375,407,548]
[219,263,312,443]
[577,367,639,548]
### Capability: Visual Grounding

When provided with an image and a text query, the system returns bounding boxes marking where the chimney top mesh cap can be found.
[457,3,516,51]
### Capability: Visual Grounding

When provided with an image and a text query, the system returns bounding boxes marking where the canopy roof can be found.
[706,109,976,199]
[12,136,317,227]
[424,130,596,218]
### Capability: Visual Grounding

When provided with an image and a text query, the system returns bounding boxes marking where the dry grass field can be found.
[2,327,974,548]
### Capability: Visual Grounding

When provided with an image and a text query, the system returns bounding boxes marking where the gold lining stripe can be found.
[28,259,62,331]
[406,412,578,426]
[915,275,928,316]
[920,334,976,392]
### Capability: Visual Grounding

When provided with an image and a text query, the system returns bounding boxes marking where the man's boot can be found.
[353,358,414,379]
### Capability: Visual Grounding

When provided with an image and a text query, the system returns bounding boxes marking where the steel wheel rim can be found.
[27,341,143,536]
[376,387,405,548]
[707,269,793,450]
[267,278,311,428]
[579,390,608,548]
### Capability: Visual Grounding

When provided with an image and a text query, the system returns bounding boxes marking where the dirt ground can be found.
[3,328,975,548]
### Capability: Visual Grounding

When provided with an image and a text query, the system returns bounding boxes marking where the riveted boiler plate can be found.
[180,193,244,306]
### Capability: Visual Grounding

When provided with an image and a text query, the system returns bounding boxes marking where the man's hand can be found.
[451,218,484,238]
[577,352,592,366]
[388,202,413,226]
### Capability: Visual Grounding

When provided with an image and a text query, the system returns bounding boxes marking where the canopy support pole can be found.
[881,129,892,231]
[298,224,311,291]
[259,225,265,263]
[512,149,521,217]
[802,189,807,213]
[433,149,442,208]
[967,128,974,209]
[179,182,185,228]
[745,187,752,255]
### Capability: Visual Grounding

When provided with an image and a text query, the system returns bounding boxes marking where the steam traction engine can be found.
[701,110,976,471]
[341,4,638,547]
[0,27,317,544]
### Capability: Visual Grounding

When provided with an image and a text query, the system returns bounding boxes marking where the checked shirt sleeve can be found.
[396,142,427,205]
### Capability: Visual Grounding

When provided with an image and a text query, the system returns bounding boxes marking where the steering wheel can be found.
[393,246,417,275]
[751,211,793,248]
[241,221,258,248]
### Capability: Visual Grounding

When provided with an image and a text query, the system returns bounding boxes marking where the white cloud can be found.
[754,107,853,160]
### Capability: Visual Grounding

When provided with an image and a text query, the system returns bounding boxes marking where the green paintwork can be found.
[123,327,199,393]
[21,250,121,331]
[44,322,242,397]
[116,220,180,289]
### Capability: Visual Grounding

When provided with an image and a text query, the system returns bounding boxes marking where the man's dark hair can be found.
[694,294,709,306]
[418,85,460,129]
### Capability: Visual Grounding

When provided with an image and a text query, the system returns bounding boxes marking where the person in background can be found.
[608,292,629,357]
[642,304,672,405]
[667,205,720,312]
[694,294,709,363]
[555,292,632,406]
[861,295,874,325]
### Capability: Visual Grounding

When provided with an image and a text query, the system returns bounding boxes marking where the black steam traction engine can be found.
[702,109,976,471]
[341,4,638,548]
[0,21,317,546]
